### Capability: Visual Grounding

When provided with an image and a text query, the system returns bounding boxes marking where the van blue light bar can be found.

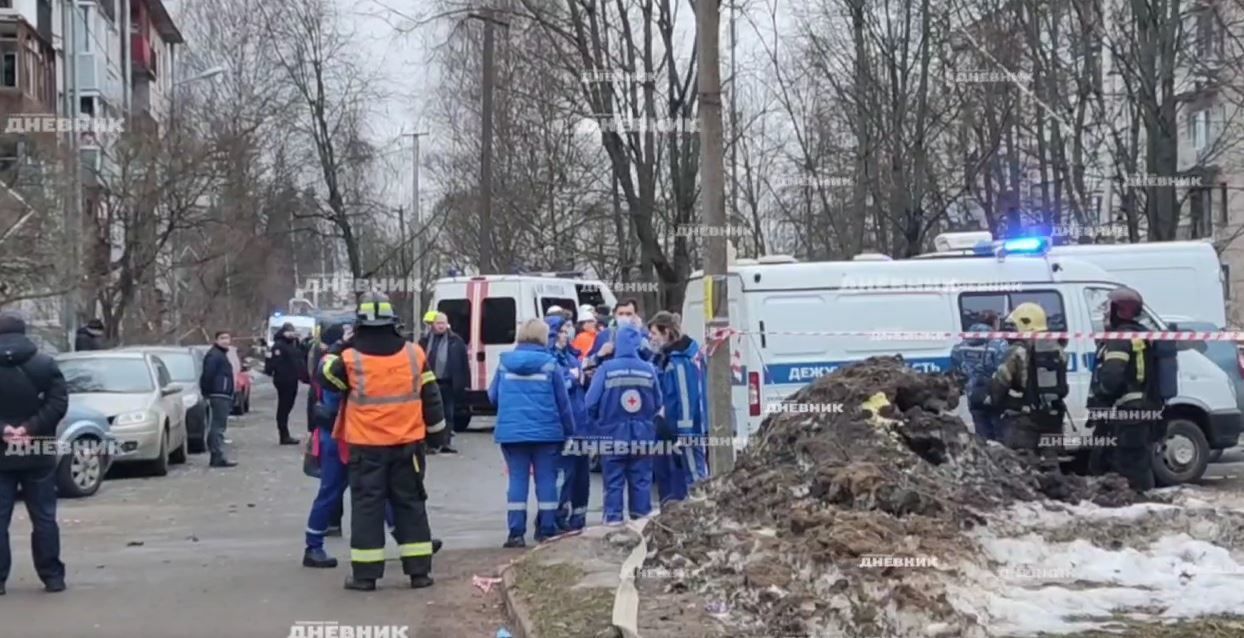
[1003,237,1048,253]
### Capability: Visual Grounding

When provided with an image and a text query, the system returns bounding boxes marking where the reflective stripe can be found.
[605,377,654,388]
[399,542,434,557]
[351,548,386,563]
[1131,339,1146,382]
[675,364,693,430]
[346,345,424,406]
[321,355,347,391]
[1103,351,1130,363]
[572,507,589,515]
[421,371,437,384]
[537,501,560,510]
[507,502,527,511]
[505,372,548,381]
[359,301,394,321]
[1116,392,1146,406]
[307,527,325,535]
[426,420,446,434]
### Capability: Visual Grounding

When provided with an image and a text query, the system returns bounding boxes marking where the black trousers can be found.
[275,382,297,439]
[1094,420,1158,492]
[332,441,429,529]
[0,465,64,584]
[347,442,433,580]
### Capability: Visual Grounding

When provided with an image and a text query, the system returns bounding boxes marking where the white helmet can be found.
[578,304,596,323]
[545,305,564,316]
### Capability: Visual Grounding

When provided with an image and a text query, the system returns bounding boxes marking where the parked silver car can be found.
[55,351,189,476]
[121,346,208,454]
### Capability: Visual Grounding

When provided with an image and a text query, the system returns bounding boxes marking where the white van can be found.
[429,274,618,416]
[681,242,1242,484]
[921,233,1228,328]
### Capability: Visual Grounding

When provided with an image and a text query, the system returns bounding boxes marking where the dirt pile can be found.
[643,356,1139,637]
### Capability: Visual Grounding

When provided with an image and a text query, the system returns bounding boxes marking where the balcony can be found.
[131,33,156,77]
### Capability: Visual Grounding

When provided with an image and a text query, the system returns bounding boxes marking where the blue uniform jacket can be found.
[949,323,1008,408]
[489,342,575,444]
[652,336,707,438]
[546,317,592,436]
[585,325,662,444]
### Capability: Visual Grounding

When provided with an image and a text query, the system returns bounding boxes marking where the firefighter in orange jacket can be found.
[319,292,446,591]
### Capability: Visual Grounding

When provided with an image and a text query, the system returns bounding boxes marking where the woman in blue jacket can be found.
[647,312,708,503]
[489,319,576,547]
[545,316,591,532]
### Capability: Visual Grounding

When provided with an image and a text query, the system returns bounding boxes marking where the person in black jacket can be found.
[419,312,469,454]
[0,311,69,595]
[265,323,304,445]
[73,319,106,352]
[199,331,237,468]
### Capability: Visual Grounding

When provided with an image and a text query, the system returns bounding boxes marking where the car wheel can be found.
[57,436,104,498]
[149,428,170,477]
[1153,419,1210,486]
[170,428,188,465]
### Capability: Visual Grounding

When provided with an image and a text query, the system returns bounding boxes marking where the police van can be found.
[921,232,1228,328]
[430,274,618,417]
[680,238,1243,484]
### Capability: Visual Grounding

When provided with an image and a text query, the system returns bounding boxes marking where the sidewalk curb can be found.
[501,560,537,638]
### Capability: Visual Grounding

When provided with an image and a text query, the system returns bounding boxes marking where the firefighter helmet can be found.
[356,292,398,327]
[1005,303,1049,332]
[1107,287,1143,322]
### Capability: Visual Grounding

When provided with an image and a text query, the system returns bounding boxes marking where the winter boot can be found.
[303,547,338,568]
[344,577,376,591]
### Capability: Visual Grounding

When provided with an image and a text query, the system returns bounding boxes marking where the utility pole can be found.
[467,9,508,275]
[402,131,428,322]
[698,0,734,474]
[729,0,738,230]
[61,0,81,348]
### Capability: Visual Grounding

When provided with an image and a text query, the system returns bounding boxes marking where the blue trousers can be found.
[971,409,1003,442]
[306,434,348,549]
[556,452,590,530]
[305,434,397,549]
[501,443,561,540]
[602,452,653,523]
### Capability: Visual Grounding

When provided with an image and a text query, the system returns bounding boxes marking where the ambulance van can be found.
[429,274,618,418]
[681,239,1243,485]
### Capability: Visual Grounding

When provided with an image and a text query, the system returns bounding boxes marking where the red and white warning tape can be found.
[703,327,1244,352]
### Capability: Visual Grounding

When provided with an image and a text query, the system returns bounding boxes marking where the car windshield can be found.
[60,358,154,393]
[159,352,198,382]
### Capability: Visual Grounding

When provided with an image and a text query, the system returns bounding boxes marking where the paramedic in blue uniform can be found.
[545,316,592,531]
[490,319,575,547]
[647,311,708,503]
[586,324,662,523]
[1088,287,1164,492]
[949,313,1008,442]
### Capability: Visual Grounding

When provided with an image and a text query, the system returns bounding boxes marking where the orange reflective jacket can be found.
[333,343,428,446]
[572,330,597,362]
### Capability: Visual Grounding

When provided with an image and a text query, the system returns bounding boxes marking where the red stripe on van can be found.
[467,280,489,390]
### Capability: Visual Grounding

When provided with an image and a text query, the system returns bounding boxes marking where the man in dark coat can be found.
[265,323,305,445]
[0,311,69,595]
[199,331,237,467]
[73,319,106,352]
[419,312,469,454]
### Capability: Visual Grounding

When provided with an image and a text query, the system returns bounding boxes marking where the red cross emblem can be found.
[621,389,642,413]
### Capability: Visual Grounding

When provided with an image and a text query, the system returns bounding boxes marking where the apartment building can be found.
[0,0,57,180]
[129,0,181,132]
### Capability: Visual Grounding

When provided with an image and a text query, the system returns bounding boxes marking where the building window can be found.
[1194,110,1209,151]
[1,49,17,88]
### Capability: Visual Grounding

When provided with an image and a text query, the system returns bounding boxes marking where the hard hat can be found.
[578,304,596,323]
[545,305,564,316]
[356,292,398,327]
[423,310,438,324]
[1006,303,1048,332]
[1107,287,1143,322]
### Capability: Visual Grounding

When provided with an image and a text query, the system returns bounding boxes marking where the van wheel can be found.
[1153,419,1210,486]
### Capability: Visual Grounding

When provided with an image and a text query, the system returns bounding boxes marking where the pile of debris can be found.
[643,356,1244,637]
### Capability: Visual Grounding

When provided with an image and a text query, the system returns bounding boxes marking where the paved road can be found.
[1,378,556,638]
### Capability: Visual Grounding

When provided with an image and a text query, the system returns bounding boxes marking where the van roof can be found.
[434,275,606,285]
[915,239,1216,259]
[688,254,1117,291]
